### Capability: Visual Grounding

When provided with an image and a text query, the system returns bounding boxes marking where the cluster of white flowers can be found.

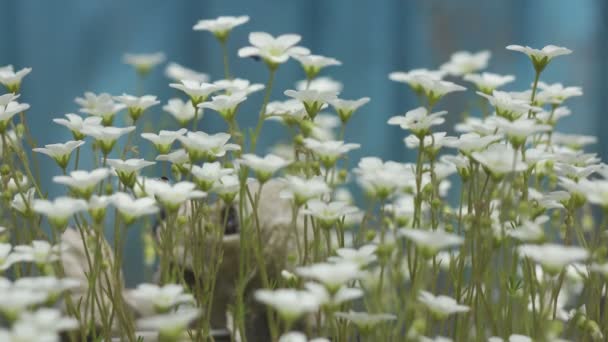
[0,12,603,342]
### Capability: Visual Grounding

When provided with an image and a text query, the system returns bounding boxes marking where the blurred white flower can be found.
[128,283,194,315]
[32,197,88,227]
[507,216,547,242]
[75,92,125,125]
[0,243,17,271]
[17,308,78,333]
[189,162,234,191]
[147,181,206,212]
[13,240,65,265]
[398,228,463,256]
[535,82,582,105]
[442,132,502,154]
[199,91,248,120]
[254,288,320,320]
[111,192,159,224]
[302,200,360,228]
[141,128,187,154]
[164,99,197,128]
[33,140,84,169]
[14,276,80,298]
[169,80,221,105]
[155,149,190,169]
[295,261,362,291]
[212,174,243,203]
[53,168,110,198]
[472,144,527,176]
[279,176,330,206]
[388,107,447,135]
[123,52,166,74]
[415,77,466,104]
[389,69,445,92]
[440,50,490,76]
[136,307,200,337]
[53,113,102,140]
[193,15,249,40]
[164,62,209,83]
[238,32,310,68]
[328,244,377,267]
[80,125,135,155]
[238,153,289,183]
[0,99,29,132]
[11,187,36,215]
[518,243,588,273]
[328,97,370,123]
[463,72,515,93]
[302,138,360,167]
[214,78,264,95]
[418,291,470,318]
[296,77,343,92]
[304,282,363,307]
[284,89,338,119]
[506,44,571,71]
[334,311,397,332]
[477,90,541,119]
[492,116,551,143]
[279,331,330,342]
[354,157,413,198]
[114,94,160,121]
[0,288,48,319]
[107,158,155,188]
[178,131,240,162]
[0,65,31,92]
[293,54,341,79]
[550,132,596,149]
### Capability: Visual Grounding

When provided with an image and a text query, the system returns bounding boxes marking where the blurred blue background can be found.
[1,0,605,284]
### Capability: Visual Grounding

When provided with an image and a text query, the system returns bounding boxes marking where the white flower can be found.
[0,99,29,130]
[0,66,31,92]
[164,62,209,83]
[16,308,78,333]
[11,188,36,215]
[506,44,572,71]
[0,288,48,318]
[492,116,551,142]
[193,15,249,39]
[328,97,370,123]
[214,78,264,95]
[238,32,310,67]
[169,80,221,105]
[238,153,289,182]
[404,132,454,151]
[389,69,445,91]
[53,168,110,198]
[265,99,306,124]
[398,228,464,256]
[136,308,200,336]
[177,131,240,161]
[123,52,166,74]
[293,54,341,78]
[304,282,363,307]
[14,276,80,298]
[354,157,413,198]
[302,200,360,227]
[328,244,377,267]
[111,192,159,224]
[284,89,338,118]
[33,140,85,169]
[477,90,541,119]
[334,311,396,331]
[53,113,102,140]
[163,98,197,125]
[418,291,470,317]
[13,240,65,265]
[80,125,135,154]
[107,158,155,188]
[296,77,343,92]
[472,144,527,175]
[75,92,125,125]
[387,107,447,134]
[550,132,596,149]
[507,216,548,242]
[189,162,234,191]
[535,82,583,105]
[128,283,194,315]
[440,50,490,76]
[146,181,206,211]
[442,132,503,154]
[113,94,160,121]
[199,91,248,120]
[212,175,243,202]
[32,197,88,227]
[302,138,360,167]
[518,243,589,273]
[0,243,18,271]
[255,288,321,320]
[279,331,330,342]
[295,261,362,290]
[279,176,330,206]
[463,72,515,93]
[141,128,187,154]
[415,77,466,103]
[156,149,190,168]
